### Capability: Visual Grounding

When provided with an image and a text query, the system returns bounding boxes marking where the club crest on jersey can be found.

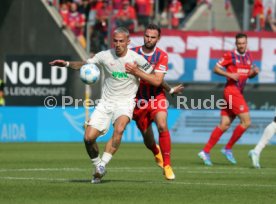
[247,60,251,65]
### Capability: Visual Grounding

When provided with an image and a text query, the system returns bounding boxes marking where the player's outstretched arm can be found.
[171,84,184,94]
[49,60,85,70]
[161,81,171,92]
[162,81,184,95]
[125,63,163,87]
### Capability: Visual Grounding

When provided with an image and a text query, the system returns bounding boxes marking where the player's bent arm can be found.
[214,65,239,81]
[125,62,163,86]
[214,65,229,77]
[134,69,164,87]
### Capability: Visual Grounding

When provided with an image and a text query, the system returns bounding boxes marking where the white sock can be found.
[91,155,101,167]
[254,122,276,155]
[100,152,113,167]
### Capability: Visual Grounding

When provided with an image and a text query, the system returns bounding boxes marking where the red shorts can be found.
[221,90,249,117]
[133,95,168,132]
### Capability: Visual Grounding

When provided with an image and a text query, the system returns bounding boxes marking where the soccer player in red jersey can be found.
[126,24,183,180]
[198,33,259,166]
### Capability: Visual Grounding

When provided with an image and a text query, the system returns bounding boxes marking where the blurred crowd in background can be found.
[46,0,276,54]
[251,0,276,32]
[47,0,197,53]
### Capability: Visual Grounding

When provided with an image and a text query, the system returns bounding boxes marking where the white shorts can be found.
[87,99,135,135]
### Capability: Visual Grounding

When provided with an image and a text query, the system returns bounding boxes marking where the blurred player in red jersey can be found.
[126,24,183,180]
[198,33,259,166]
[68,2,86,47]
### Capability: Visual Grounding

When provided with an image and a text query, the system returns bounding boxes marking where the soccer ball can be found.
[80,64,100,85]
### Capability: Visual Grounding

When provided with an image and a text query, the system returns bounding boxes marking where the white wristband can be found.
[169,88,175,94]
[65,61,70,67]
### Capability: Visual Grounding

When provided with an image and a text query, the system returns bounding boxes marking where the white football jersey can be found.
[87,49,153,101]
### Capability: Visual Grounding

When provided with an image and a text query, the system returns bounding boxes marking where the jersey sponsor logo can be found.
[112,72,129,79]
[237,68,249,74]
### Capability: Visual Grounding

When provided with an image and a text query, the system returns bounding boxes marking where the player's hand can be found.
[49,60,67,67]
[125,62,139,75]
[172,84,184,94]
[228,73,239,81]
[252,67,259,75]
[248,67,259,78]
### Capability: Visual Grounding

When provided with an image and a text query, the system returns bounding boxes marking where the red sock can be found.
[150,143,160,155]
[203,127,223,153]
[159,131,171,167]
[225,125,246,149]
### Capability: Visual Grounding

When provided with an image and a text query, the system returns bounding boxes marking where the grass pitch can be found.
[0,143,276,204]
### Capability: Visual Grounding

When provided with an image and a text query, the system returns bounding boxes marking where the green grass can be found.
[0,143,276,204]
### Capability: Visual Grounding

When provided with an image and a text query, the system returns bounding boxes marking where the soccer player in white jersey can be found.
[249,110,276,168]
[49,27,164,183]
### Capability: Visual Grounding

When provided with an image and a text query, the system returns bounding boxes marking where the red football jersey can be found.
[116,6,137,19]
[132,46,168,100]
[217,50,253,93]
[135,0,153,16]
[68,12,85,36]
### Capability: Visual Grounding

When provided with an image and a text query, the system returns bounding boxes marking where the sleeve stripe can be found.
[154,70,167,73]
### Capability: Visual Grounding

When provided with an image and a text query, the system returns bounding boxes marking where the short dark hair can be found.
[145,24,161,36]
[235,33,247,40]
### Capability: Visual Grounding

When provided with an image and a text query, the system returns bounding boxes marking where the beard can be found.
[237,48,246,54]
[145,42,156,50]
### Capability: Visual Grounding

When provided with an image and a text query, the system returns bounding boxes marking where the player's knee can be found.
[219,124,230,132]
[84,126,97,141]
[242,120,251,129]
[114,125,125,136]
[157,122,168,132]
[84,132,93,141]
